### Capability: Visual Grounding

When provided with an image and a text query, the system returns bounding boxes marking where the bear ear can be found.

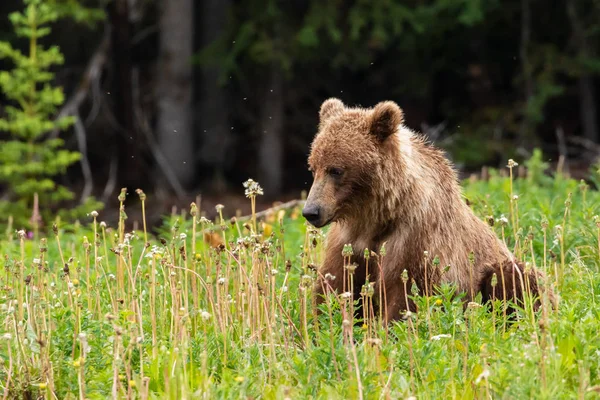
[319,98,345,124]
[369,101,404,142]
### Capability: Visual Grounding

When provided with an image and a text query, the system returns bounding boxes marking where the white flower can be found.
[201,311,211,320]
[341,292,352,300]
[90,211,99,218]
[179,233,187,240]
[243,179,264,197]
[475,368,490,384]
[497,215,509,225]
[431,334,452,341]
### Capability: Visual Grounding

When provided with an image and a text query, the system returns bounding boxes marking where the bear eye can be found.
[327,167,344,177]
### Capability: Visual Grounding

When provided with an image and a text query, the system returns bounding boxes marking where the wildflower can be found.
[301,275,313,286]
[475,368,490,384]
[507,159,518,168]
[379,242,387,256]
[491,273,498,288]
[435,299,443,306]
[361,282,374,297]
[497,215,509,226]
[2,333,12,340]
[243,179,264,197]
[345,263,358,273]
[215,204,224,212]
[90,210,99,218]
[342,244,353,257]
[39,382,47,390]
[324,273,336,281]
[401,269,409,284]
[17,230,26,239]
[512,195,519,201]
[410,279,419,296]
[201,311,211,320]
[129,380,136,388]
[340,292,352,300]
[234,376,245,383]
[430,334,452,341]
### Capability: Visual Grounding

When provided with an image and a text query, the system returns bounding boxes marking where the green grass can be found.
[2,158,600,399]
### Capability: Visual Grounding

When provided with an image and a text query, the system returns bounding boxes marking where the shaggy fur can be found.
[304,98,550,322]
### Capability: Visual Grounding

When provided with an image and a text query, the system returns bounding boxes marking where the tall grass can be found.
[1,163,600,399]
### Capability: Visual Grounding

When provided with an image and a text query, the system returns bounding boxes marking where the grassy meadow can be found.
[1,154,600,399]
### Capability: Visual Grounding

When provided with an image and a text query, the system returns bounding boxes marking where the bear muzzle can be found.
[302,204,323,227]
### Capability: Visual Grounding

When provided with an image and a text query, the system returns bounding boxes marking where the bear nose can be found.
[302,204,321,224]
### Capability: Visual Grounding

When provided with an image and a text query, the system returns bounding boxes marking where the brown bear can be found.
[303,98,549,323]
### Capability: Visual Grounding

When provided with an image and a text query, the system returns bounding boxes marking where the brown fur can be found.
[305,98,551,322]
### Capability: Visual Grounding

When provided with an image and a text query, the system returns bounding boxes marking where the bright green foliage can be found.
[1,152,600,398]
[0,0,103,231]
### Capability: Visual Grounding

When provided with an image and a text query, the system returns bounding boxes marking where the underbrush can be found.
[1,161,600,399]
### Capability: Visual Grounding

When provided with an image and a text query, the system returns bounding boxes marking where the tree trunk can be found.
[108,0,140,190]
[567,0,599,143]
[198,0,232,192]
[518,0,533,140]
[258,68,284,198]
[156,0,195,189]
[578,76,599,143]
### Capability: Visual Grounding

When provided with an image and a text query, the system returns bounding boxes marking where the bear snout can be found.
[302,203,323,227]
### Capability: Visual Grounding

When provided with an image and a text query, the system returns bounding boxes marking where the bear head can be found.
[303,98,404,228]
